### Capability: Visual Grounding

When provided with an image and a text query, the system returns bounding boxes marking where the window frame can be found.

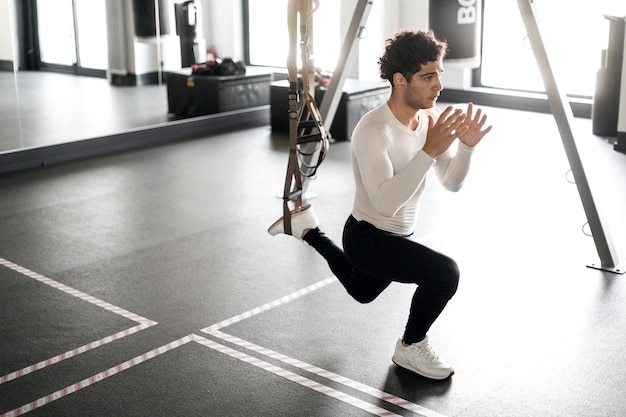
[242,0,593,118]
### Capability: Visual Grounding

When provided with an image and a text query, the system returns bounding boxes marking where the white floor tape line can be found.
[201,276,338,333]
[200,276,449,417]
[0,336,194,417]
[192,334,403,417]
[206,330,449,417]
[0,257,157,384]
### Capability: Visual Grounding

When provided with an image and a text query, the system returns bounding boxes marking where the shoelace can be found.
[409,343,440,362]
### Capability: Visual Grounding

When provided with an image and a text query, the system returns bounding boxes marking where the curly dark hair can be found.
[378,30,448,86]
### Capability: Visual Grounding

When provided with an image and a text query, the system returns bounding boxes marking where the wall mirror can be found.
[1,0,201,156]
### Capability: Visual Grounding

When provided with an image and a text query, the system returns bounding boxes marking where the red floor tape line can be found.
[0,323,152,384]
[191,334,402,417]
[200,276,448,417]
[0,257,156,324]
[205,330,448,417]
[1,264,448,417]
[0,257,158,384]
[202,276,337,332]
[0,336,193,417]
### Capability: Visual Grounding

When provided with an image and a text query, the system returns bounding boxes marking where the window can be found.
[245,0,619,101]
[480,0,620,98]
[36,0,107,72]
[244,0,340,71]
[37,0,76,66]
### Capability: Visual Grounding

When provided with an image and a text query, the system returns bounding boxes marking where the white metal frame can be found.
[318,0,373,130]
[617,17,626,152]
[518,0,623,274]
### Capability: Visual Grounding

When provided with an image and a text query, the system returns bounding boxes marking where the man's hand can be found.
[457,102,492,148]
[423,106,469,158]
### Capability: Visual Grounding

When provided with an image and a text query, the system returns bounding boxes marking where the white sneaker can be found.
[267,204,319,240]
[392,336,454,380]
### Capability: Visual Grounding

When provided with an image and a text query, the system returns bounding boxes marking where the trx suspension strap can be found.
[282,0,330,234]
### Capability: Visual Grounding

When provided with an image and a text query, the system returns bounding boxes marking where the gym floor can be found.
[1,73,626,416]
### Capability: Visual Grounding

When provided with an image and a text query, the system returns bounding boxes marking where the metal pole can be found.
[517,0,623,274]
[319,0,374,131]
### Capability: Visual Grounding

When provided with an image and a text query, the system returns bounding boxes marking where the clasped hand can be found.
[423,102,493,158]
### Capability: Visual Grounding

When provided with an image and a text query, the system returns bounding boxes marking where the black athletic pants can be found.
[303,215,459,344]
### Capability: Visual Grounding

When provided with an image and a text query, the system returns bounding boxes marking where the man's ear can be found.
[392,72,406,89]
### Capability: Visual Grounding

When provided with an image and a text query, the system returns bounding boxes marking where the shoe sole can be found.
[391,356,454,380]
[267,218,282,235]
[267,204,312,236]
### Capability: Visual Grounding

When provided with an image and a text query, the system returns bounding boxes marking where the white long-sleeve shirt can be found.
[350,103,475,235]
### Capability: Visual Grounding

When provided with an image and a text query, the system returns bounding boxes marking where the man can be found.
[269,30,492,380]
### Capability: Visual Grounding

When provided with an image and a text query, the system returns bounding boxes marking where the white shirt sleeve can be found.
[353,127,435,217]
[433,141,475,192]
[350,104,476,235]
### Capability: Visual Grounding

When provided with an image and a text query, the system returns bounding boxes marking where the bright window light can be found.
[246,0,340,71]
[481,0,621,97]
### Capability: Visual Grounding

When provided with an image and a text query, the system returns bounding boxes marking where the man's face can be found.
[403,59,444,110]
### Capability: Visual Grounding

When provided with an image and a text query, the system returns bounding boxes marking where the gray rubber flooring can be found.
[1,79,626,416]
[1,71,169,152]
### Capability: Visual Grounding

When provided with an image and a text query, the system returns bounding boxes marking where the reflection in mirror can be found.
[0,69,23,153]
[0,0,22,152]
[9,71,169,150]
[37,0,77,67]
[1,0,189,156]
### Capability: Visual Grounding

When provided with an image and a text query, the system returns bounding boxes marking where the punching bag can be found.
[429,0,482,68]
[592,15,625,137]
[132,0,171,37]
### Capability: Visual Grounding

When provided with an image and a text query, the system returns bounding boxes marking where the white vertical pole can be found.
[617,20,626,152]
[517,0,623,273]
[319,0,373,132]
